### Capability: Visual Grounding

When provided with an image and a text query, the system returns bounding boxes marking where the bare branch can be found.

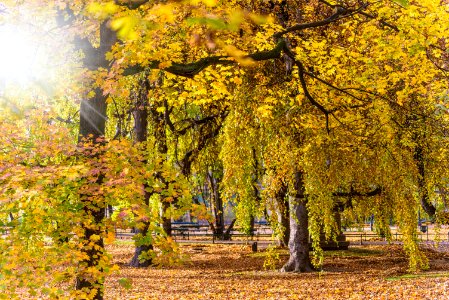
[273,6,349,39]
[114,0,150,9]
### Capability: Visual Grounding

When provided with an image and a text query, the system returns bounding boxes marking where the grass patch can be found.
[386,273,449,281]
[113,239,134,246]
[324,247,383,258]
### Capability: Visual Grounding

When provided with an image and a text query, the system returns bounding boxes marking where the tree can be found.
[2,0,449,298]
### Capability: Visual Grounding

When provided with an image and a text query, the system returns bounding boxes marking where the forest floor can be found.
[105,242,449,299]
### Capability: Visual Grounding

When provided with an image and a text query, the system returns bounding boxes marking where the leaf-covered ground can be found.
[105,242,449,299]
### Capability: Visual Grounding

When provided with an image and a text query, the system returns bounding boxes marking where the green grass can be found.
[386,273,449,281]
[324,247,384,258]
[114,239,134,246]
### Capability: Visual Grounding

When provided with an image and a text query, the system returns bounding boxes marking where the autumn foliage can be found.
[1,0,449,298]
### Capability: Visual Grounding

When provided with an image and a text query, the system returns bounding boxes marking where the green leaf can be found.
[393,0,409,7]
[186,17,228,30]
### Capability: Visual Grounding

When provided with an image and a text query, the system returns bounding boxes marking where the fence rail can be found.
[115,227,449,246]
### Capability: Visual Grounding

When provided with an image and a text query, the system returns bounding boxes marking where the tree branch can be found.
[114,0,150,9]
[333,186,382,197]
[295,59,331,133]
[273,6,349,39]
[179,111,228,175]
[124,40,287,77]
[175,114,223,136]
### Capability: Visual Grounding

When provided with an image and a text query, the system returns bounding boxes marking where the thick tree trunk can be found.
[74,21,117,299]
[75,91,109,300]
[281,172,314,273]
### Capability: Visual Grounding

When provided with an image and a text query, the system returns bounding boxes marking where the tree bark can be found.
[129,77,154,267]
[414,144,436,218]
[208,170,225,238]
[281,171,314,273]
[75,22,117,299]
[275,184,289,247]
[223,218,237,240]
[162,200,172,236]
[130,189,153,267]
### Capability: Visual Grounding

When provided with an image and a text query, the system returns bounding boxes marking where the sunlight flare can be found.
[0,25,46,86]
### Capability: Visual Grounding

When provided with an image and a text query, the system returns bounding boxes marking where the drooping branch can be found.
[305,71,370,104]
[294,186,382,200]
[179,111,228,175]
[357,11,399,32]
[426,46,449,73]
[317,0,398,32]
[333,186,382,198]
[175,114,224,136]
[295,59,331,133]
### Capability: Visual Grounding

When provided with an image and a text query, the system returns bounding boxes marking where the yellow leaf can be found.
[111,16,138,40]
[158,61,173,69]
[90,234,101,242]
[233,76,242,85]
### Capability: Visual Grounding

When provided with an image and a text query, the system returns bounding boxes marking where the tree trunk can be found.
[281,171,314,273]
[209,170,224,238]
[130,190,154,267]
[130,77,154,267]
[74,21,117,299]
[223,218,236,240]
[75,86,108,300]
[162,200,172,236]
[106,205,113,219]
[275,184,289,247]
[414,145,436,218]
[148,97,174,236]
[249,215,255,236]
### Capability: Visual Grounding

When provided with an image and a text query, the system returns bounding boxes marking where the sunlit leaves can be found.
[110,16,139,40]
[393,0,410,8]
[87,1,119,19]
